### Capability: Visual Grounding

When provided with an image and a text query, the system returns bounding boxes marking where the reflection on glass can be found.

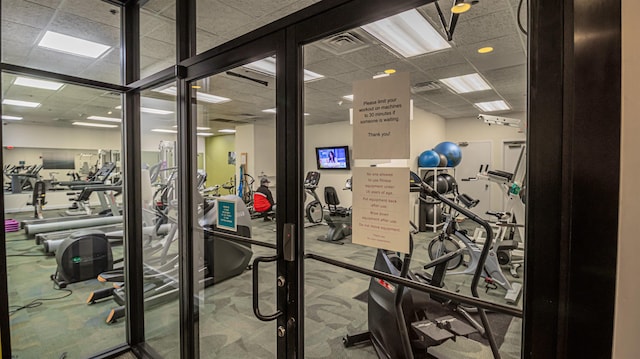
[138,85,180,357]
[1,1,122,83]
[195,0,322,54]
[141,0,176,79]
[2,72,124,357]
[191,59,277,358]
[303,3,526,358]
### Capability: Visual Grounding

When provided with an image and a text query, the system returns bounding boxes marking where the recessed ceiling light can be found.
[384,69,396,74]
[38,31,110,58]
[2,99,40,108]
[451,3,472,14]
[474,100,511,112]
[155,86,231,104]
[197,132,214,137]
[218,129,236,133]
[87,115,121,123]
[2,115,22,120]
[14,77,64,91]
[73,121,118,128]
[477,46,494,54]
[151,129,178,134]
[192,85,202,89]
[342,95,354,101]
[361,9,451,58]
[439,73,491,93]
[243,57,325,82]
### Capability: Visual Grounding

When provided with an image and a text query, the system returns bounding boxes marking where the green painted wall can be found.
[205,135,235,188]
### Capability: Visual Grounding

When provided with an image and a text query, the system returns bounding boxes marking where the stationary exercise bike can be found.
[303,171,324,225]
[426,195,522,304]
[317,177,352,244]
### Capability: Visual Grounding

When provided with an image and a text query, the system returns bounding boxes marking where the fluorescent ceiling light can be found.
[114,105,173,115]
[373,73,390,79]
[2,99,40,108]
[155,87,231,104]
[2,115,22,120]
[87,115,121,123]
[197,133,214,137]
[197,92,231,104]
[140,107,173,115]
[172,125,211,130]
[474,100,511,112]
[38,31,110,58]
[73,121,118,128]
[14,77,64,90]
[342,95,354,101]
[243,57,325,82]
[152,129,178,134]
[439,73,492,93]
[218,129,236,133]
[361,9,451,58]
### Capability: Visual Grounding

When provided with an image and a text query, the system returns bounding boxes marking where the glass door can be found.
[298,2,527,359]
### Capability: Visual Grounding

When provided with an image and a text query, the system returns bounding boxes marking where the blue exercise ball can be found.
[418,150,441,167]
[434,141,463,167]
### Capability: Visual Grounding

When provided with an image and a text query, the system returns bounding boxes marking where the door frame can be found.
[0,0,621,358]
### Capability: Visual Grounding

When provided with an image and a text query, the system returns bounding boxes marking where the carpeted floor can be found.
[5,209,522,359]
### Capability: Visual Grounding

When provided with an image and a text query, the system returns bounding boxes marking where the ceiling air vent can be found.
[411,81,442,94]
[316,31,369,55]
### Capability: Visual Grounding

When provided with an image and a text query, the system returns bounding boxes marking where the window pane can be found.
[1,0,122,84]
[3,72,124,357]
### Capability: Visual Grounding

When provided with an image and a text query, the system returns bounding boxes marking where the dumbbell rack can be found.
[417,167,455,232]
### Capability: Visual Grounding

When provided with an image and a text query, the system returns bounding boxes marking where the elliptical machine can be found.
[303,171,324,226]
[343,172,502,359]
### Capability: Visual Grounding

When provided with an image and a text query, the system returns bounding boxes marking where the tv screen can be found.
[315,146,350,170]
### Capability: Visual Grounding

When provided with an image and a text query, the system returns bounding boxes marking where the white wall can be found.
[613,1,640,357]
[1,123,193,179]
[304,107,446,208]
[444,113,526,210]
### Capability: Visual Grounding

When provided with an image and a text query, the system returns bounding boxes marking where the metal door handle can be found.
[252,255,283,321]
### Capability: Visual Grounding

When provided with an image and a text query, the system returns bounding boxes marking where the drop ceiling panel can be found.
[1,0,56,29]
[58,0,121,28]
[304,44,337,65]
[305,57,360,77]
[48,11,120,46]
[1,0,528,127]
[450,9,517,46]
[196,1,254,36]
[410,49,468,71]
[427,63,477,80]
[337,46,400,70]
[1,21,41,45]
[143,0,175,14]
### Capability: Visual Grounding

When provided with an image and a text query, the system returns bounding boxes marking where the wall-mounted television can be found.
[315,146,350,170]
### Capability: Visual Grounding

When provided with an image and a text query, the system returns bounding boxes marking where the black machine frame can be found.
[0,0,621,358]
